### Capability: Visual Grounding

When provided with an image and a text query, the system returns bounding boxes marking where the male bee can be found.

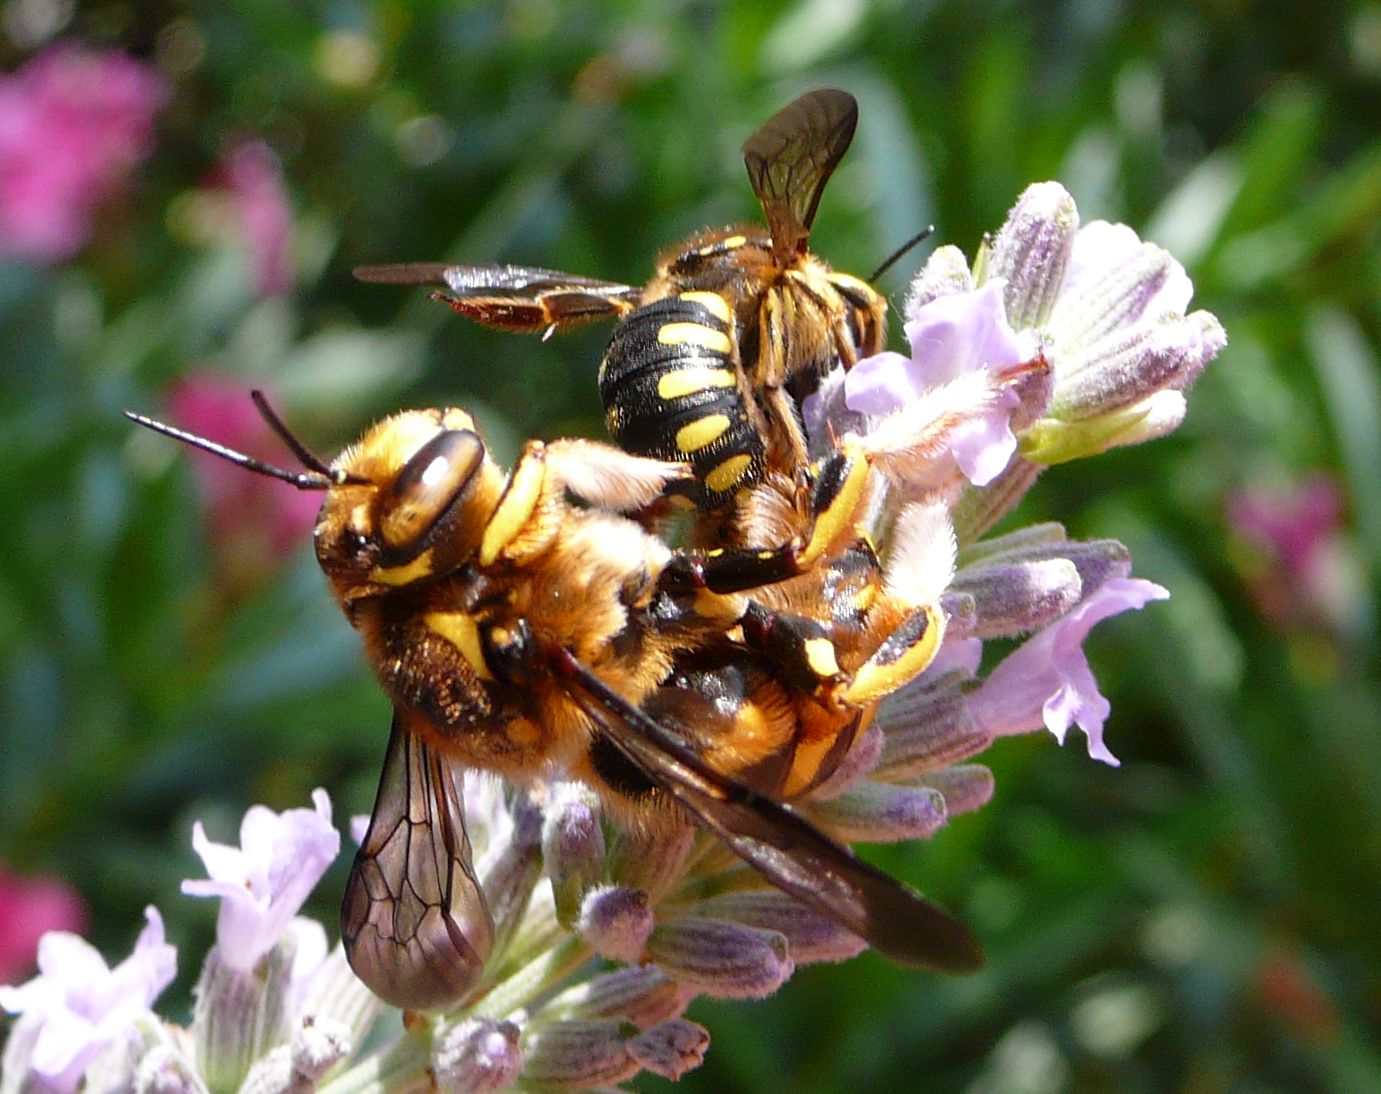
[126,393,983,1012]
[356,89,891,509]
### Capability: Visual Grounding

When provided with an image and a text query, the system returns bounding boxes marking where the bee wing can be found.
[341,712,494,1012]
[741,89,859,265]
[553,647,984,973]
[354,263,641,332]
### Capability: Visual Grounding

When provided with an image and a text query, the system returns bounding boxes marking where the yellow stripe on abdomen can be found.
[657,367,737,401]
[675,414,731,454]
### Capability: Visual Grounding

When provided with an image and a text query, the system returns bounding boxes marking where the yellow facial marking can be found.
[370,550,436,586]
[803,637,841,679]
[424,611,495,682]
[674,414,731,454]
[658,322,732,356]
[679,291,732,324]
[657,367,736,401]
[703,453,753,494]
[480,453,546,566]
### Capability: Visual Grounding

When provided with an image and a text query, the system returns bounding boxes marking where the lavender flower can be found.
[966,577,1170,766]
[844,279,1034,486]
[181,790,340,1094]
[0,907,175,1094]
[182,788,339,972]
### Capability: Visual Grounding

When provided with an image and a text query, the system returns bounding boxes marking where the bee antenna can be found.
[123,410,339,491]
[868,225,935,284]
[248,390,341,479]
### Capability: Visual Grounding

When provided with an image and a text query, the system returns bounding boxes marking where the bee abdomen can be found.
[600,293,763,509]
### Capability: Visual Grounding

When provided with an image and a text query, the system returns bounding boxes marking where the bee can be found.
[126,393,983,1012]
[356,88,894,510]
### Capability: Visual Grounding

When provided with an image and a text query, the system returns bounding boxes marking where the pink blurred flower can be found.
[181,789,339,972]
[218,139,294,296]
[0,44,166,263]
[1227,473,1356,634]
[167,373,322,568]
[0,868,88,984]
[0,907,175,1094]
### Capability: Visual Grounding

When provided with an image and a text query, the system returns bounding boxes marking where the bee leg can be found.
[738,601,851,707]
[656,446,872,596]
[834,603,946,707]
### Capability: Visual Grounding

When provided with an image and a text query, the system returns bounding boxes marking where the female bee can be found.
[356,89,889,509]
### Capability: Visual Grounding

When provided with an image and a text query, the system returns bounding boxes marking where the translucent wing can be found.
[741,89,859,265]
[341,711,494,1011]
[552,646,984,973]
[354,263,641,331]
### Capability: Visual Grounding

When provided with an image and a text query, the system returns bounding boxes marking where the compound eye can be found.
[379,429,485,554]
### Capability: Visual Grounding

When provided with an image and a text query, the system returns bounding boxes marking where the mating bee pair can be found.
[130,90,985,1012]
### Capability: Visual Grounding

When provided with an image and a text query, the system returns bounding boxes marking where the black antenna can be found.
[868,226,935,284]
[249,390,338,478]
[123,410,344,491]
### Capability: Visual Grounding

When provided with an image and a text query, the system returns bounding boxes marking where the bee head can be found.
[313,407,505,603]
[125,395,505,606]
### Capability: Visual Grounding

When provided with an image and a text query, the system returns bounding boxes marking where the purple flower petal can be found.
[844,281,1027,487]
[969,578,1169,765]
[0,907,174,1094]
[181,789,339,971]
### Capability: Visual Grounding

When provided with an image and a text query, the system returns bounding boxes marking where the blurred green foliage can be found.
[2,1,1379,1090]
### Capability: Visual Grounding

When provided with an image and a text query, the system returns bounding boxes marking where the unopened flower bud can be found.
[1022,389,1188,465]
[298,947,380,1063]
[951,456,1044,544]
[960,527,1134,617]
[691,891,867,965]
[951,557,1082,638]
[647,917,793,999]
[191,938,295,1094]
[961,521,1069,562]
[904,244,974,318]
[133,1045,206,1094]
[609,825,694,899]
[479,791,544,953]
[874,675,992,779]
[544,966,693,1028]
[988,182,1080,330]
[628,1018,710,1080]
[808,780,947,843]
[519,1018,640,1089]
[576,885,654,963]
[432,1018,521,1094]
[234,1017,351,1094]
[1050,310,1225,421]
[908,765,995,818]
[542,782,606,927]
[941,590,978,641]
